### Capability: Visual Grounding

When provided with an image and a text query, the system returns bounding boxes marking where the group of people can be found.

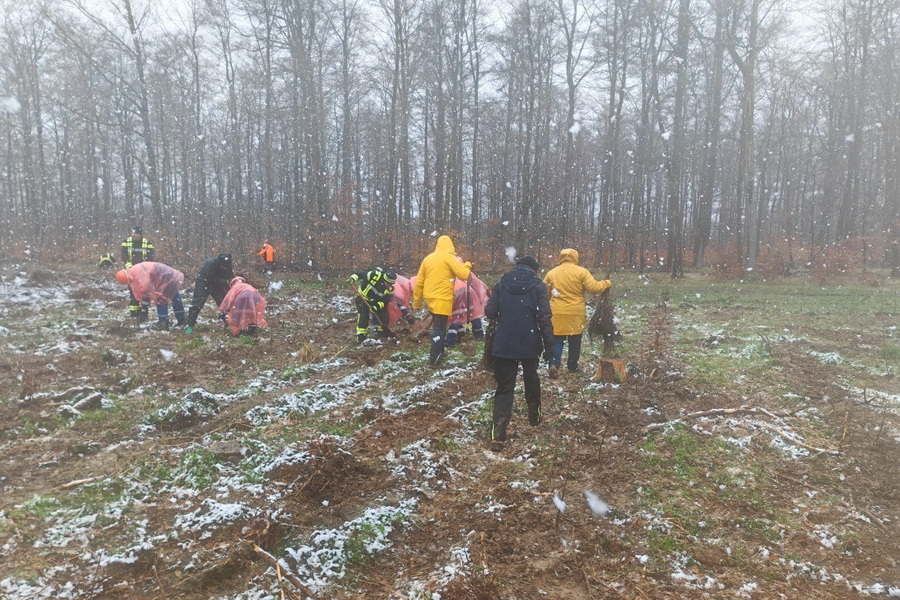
[109,228,612,451]
[351,235,611,452]
[109,226,270,336]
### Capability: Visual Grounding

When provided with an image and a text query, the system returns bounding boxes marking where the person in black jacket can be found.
[184,253,234,333]
[483,255,555,452]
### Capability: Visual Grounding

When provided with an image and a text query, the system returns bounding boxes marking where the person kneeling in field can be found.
[219,277,268,336]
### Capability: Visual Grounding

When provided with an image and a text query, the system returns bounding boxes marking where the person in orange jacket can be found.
[258,240,275,273]
[542,248,611,378]
[413,235,472,366]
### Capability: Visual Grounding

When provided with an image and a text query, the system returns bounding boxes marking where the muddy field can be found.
[0,261,898,599]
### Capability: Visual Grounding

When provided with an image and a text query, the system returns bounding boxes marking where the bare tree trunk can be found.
[665,0,689,278]
[693,0,726,267]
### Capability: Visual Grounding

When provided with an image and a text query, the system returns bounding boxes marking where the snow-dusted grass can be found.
[284,499,418,590]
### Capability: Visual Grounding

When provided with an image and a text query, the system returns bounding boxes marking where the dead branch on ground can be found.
[251,543,319,600]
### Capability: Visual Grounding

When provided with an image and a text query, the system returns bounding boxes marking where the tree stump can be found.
[594,359,627,384]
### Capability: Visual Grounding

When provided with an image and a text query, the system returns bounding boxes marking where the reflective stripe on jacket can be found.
[121,238,154,264]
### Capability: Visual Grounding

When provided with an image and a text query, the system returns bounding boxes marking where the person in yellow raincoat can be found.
[413,235,472,366]
[542,248,611,378]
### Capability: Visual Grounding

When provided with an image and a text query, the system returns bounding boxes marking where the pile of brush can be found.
[588,289,621,356]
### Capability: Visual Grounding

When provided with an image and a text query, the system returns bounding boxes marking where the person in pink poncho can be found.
[218,277,268,336]
[446,273,489,346]
[115,262,185,330]
[386,275,417,328]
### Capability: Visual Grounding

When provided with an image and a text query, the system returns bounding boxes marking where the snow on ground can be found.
[285,499,418,591]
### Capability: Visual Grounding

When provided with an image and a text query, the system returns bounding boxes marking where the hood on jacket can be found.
[435,235,455,254]
[501,264,542,295]
[558,248,579,265]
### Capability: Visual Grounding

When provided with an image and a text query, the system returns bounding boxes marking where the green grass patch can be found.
[436,436,462,453]
[179,336,206,350]
[647,530,684,557]
[173,447,221,489]
[881,342,900,364]
[317,420,360,438]
[639,423,703,480]
[65,478,128,511]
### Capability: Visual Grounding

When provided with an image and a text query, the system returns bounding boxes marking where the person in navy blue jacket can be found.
[483,255,555,452]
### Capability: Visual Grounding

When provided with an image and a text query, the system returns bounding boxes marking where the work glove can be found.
[346,273,360,284]
[185,326,194,334]
[219,312,228,324]
[464,261,473,271]
[124,262,132,269]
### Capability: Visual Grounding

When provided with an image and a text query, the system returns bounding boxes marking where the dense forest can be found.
[1,0,899,276]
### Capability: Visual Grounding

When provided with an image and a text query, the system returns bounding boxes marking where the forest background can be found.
[2,0,899,279]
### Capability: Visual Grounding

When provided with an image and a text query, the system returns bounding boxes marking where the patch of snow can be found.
[175,499,256,540]
[810,350,843,365]
[285,499,417,590]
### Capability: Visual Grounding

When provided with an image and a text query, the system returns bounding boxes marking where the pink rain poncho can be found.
[387,275,414,327]
[122,262,184,306]
[450,274,488,326]
[219,280,268,336]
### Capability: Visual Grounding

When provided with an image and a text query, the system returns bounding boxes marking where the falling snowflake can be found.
[552,495,567,513]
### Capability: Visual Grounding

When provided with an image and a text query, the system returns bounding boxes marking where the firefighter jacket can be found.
[413,236,472,316]
[121,236,154,266]
[543,248,611,336]
[350,268,394,311]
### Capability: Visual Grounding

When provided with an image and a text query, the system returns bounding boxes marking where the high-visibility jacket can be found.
[413,236,472,316]
[121,236,154,265]
[543,248,610,336]
[350,268,394,311]
[258,243,275,262]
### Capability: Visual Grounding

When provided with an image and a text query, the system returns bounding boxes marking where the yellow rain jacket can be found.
[543,249,610,336]
[413,236,472,316]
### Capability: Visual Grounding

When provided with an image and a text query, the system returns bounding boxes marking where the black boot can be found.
[490,421,507,452]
